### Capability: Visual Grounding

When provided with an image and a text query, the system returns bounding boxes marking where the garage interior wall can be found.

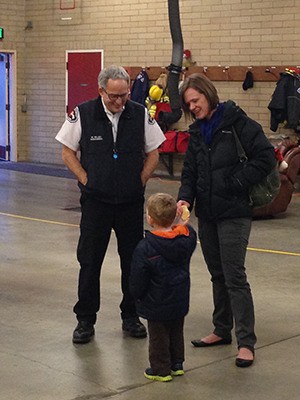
[0,0,299,164]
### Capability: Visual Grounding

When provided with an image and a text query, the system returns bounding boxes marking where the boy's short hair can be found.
[147,193,177,228]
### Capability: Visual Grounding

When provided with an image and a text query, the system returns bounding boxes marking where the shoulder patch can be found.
[67,108,79,123]
[147,112,156,125]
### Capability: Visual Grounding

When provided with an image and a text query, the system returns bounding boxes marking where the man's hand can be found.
[62,145,88,185]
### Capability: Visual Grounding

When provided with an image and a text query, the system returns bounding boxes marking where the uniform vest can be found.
[78,97,146,204]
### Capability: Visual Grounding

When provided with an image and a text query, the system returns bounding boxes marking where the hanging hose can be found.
[157,0,183,127]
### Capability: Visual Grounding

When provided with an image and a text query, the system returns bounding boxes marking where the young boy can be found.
[130,193,197,382]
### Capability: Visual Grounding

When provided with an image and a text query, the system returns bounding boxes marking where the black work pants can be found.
[73,194,144,324]
[147,318,185,376]
[199,217,257,351]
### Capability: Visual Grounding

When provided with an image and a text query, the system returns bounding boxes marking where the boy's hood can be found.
[145,225,193,263]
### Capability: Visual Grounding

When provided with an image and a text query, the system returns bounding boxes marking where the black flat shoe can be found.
[191,338,232,347]
[235,348,255,368]
[235,358,254,368]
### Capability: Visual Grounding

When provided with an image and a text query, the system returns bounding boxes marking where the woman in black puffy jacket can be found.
[177,74,277,368]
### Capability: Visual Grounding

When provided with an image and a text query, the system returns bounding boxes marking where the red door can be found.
[67,51,102,114]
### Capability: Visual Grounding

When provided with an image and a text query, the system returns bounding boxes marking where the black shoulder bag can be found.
[232,126,281,209]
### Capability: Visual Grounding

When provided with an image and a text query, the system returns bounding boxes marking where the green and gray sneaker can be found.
[171,363,184,376]
[144,367,172,382]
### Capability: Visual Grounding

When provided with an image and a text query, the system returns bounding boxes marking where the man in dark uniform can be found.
[56,65,165,344]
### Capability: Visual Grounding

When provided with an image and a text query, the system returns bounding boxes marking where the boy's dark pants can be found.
[147,318,185,376]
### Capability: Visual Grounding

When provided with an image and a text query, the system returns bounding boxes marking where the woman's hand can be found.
[177,200,191,211]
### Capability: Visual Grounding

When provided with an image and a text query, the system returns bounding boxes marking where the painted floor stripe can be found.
[0,211,79,228]
[1,211,299,256]
[247,247,300,257]
[194,241,300,257]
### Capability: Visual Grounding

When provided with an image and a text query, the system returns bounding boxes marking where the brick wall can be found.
[0,0,299,164]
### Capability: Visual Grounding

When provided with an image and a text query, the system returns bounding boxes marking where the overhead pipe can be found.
[157,0,183,127]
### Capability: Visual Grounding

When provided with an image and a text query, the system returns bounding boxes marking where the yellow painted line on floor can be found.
[0,211,79,228]
[194,240,299,257]
[247,247,300,257]
[1,211,299,256]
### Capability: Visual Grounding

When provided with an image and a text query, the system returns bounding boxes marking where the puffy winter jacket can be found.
[130,225,197,321]
[178,101,277,221]
[268,72,300,132]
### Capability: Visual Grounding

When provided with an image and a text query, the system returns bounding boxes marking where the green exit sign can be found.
[0,28,4,39]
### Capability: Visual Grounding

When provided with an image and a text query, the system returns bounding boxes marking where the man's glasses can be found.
[103,89,130,102]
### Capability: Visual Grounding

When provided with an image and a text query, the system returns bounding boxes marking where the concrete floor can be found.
[0,167,299,400]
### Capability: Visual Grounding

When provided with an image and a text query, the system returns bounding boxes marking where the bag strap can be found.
[232,125,248,163]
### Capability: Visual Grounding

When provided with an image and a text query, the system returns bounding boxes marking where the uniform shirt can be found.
[55,97,166,153]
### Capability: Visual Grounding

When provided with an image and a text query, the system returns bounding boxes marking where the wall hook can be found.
[265,66,276,72]
[265,66,278,77]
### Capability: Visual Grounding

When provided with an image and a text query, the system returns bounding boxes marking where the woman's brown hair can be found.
[180,73,220,117]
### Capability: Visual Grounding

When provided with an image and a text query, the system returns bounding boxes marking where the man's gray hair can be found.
[98,65,130,89]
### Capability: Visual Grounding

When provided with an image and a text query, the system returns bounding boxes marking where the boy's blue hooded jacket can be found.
[130,224,197,321]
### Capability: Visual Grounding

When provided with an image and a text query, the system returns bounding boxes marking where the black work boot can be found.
[122,317,147,338]
[72,321,95,344]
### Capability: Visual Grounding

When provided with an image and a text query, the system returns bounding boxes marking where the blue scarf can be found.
[198,103,225,145]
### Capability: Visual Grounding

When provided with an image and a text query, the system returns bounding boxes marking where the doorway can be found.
[66,50,103,114]
[0,51,17,162]
[0,53,9,160]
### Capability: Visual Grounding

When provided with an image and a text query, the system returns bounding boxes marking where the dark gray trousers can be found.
[198,217,256,350]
